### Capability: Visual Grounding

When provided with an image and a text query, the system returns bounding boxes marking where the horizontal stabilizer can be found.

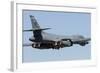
[23,28,51,32]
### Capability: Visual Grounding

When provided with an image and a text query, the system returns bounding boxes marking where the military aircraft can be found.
[23,15,91,49]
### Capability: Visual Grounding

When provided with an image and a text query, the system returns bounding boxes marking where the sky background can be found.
[22,10,91,63]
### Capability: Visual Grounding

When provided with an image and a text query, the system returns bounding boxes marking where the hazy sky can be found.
[22,10,91,63]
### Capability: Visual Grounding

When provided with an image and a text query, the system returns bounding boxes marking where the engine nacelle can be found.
[61,39,73,47]
[32,43,41,48]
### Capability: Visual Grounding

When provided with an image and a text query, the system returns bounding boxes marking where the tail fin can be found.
[30,15,41,29]
[23,15,51,31]
[23,15,51,42]
[30,15,43,41]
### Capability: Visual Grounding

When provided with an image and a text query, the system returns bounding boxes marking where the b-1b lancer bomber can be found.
[23,15,91,49]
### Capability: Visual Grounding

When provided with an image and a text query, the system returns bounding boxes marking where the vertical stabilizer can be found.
[30,15,43,41]
[30,15,41,29]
